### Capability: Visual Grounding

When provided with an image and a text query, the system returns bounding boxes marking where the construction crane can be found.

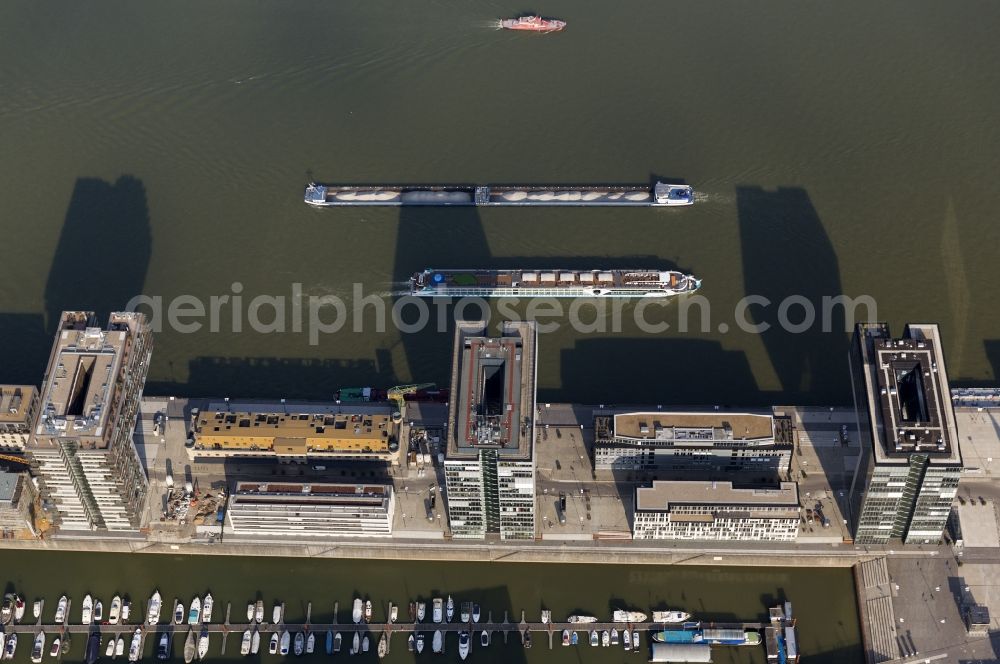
[0,453,30,468]
[387,383,435,424]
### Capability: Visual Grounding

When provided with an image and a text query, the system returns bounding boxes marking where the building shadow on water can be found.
[0,176,152,385]
[736,186,851,405]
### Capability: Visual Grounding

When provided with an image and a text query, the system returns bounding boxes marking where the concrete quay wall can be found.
[0,536,891,569]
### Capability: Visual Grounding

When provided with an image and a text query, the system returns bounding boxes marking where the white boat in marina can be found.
[293,632,304,656]
[472,604,480,623]
[278,631,289,656]
[14,597,25,623]
[306,633,315,654]
[128,629,142,662]
[187,597,201,625]
[351,632,360,655]
[623,629,631,650]
[416,602,426,622]
[602,630,610,647]
[53,596,68,624]
[109,596,122,625]
[240,630,251,656]
[183,631,196,664]
[389,604,398,623]
[174,602,184,625]
[246,603,254,622]
[105,638,115,658]
[446,596,454,622]
[333,632,342,654]
[541,610,551,624]
[121,599,131,623]
[268,634,278,655]
[254,601,263,624]
[432,630,443,654]
[589,630,598,647]
[612,610,648,623]
[3,634,16,660]
[611,629,619,646]
[361,635,369,653]
[480,630,489,647]
[251,630,260,655]
[201,595,213,623]
[352,599,363,624]
[31,630,45,663]
[116,636,125,658]
[415,633,425,654]
[49,637,60,658]
[363,600,372,623]
[32,601,40,620]
[81,595,93,625]
[272,604,282,625]
[196,631,209,660]
[432,598,443,624]
[568,615,598,624]
[632,631,640,650]
[94,601,103,623]
[652,610,691,623]
[561,630,570,646]
[460,602,471,624]
[408,634,414,652]
[147,592,162,625]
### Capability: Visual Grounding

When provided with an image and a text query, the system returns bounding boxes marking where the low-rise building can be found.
[189,409,398,462]
[0,471,34,533]
[0,385,38,451]
[226,481,394,537]
[633,480,800,542]
[594,410,794,478]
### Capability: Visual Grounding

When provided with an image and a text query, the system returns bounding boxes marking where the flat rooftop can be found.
[635,480,799,512]
[0,385,35,424]
[32,312,146,446]
[194,411,393,453]
[856,323,961,464]
[0,471,21,502]
[610,411,775,442]
[446,321,536,460]
[232,481,391,506]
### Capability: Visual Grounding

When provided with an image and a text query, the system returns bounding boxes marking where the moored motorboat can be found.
[147,591,162,625]
[561,630,570,646]
[157,633,169,660]
[416,602,426,622]
[407,634,414,652]
[458,632,470,660]
[623,629,631,650]
[240,630,251,656]
[81,595,93,625]
[121,599,131,623]
[30,630,45,663]
[480,630,489,647]
[363,600,372,624]
[460,602,470,624]
[196,630,209,661]
[246,603,254,622]
[306,632,315,654]
[128,629,142,662]
[602,630,610,647]
[174,602,184,625]
[361,635,369,653]
[267,634,278,656]
[590,630,598,647]
[325,631,334,655]
[0,594,13,625]
[613,610,648,623]
[333,632,342,653]
[254,601,263,624]
[251,630,260,655]
[109,596,122,625]
[541,610,551,624]
[3,634,17,660]
[94,601,103,623]
[377,633,387,659]
[183,630,196,664]
[389,604,397,624]
[432,598,443,624]
[572,631,579,645]
[445,596,454,622]
[352,599,363,624]
[472,604,480,623]
[415,633,425,654]
[611,629,619,646]
[49,637,60,658]
[33,601,41,620]
[523,629,531,648]
[632,630,640,651]
[272,604,282,625]
[351,632,359,655]
[278,631,290,656]
[568,615,598,624]
[293,632,304,656]
[115,636,125,658]
[105,638,115,658]
[431,631,442,654]
[652,610,692,623]
[201,594,213,623]
[53,596,68,624]
[499,15,566,32]
[14,597,25,623]
[187,597,201,625]
[88,633,103,663]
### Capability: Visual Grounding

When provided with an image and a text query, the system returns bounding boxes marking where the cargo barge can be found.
[304,182,693,207]
[407,269,701,298]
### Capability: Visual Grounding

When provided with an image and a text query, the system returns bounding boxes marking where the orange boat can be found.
[499,15,566,32]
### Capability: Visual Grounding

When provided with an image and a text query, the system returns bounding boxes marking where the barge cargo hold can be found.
[304,182,693,207]
[407,269,701,299]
